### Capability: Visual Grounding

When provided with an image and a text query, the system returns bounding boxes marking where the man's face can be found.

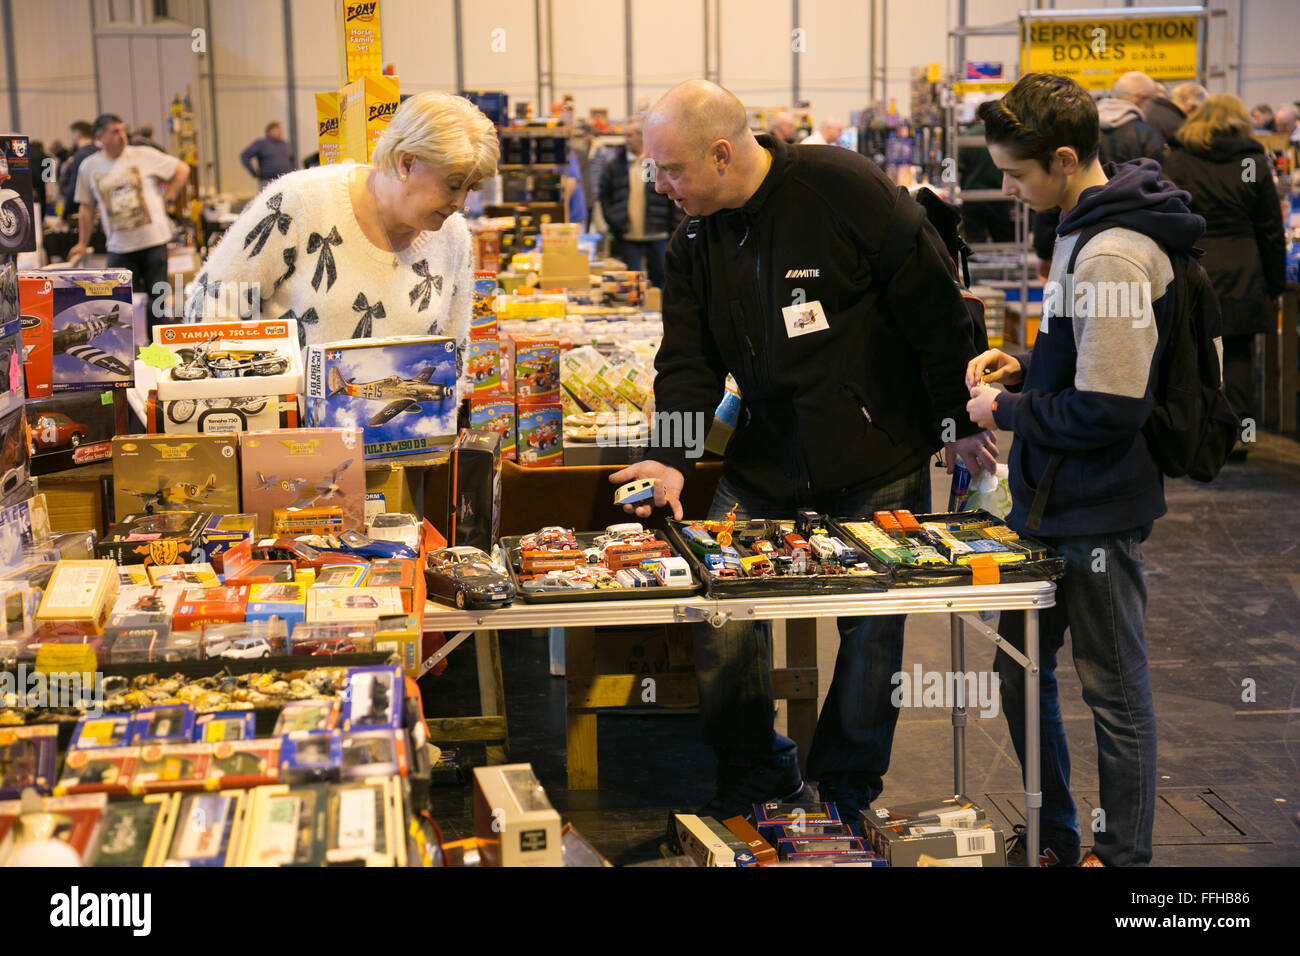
[644,124,722,217]
[625,125,644,157]
[97,122,127,159]
[986,142,1066,213]
[268,125,283,141]
[1276,110,1298,135]
[823,121,844,143]
[1251,109,1271,128]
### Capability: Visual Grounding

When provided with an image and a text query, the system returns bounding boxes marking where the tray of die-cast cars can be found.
[501,525,702,604]
[664,513,891,599]
[830,509,1066,588]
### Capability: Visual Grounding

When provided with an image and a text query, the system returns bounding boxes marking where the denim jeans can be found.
[994,529,1156,866]
[613,238,667,290]
[694,465,931,801]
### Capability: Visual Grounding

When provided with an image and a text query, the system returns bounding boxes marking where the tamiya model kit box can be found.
[239,427,364,534]
[25,388,126,476]
[19,270,133,396]
[473,763,562,866]
[147,320,302,399]
[447,428,502,551]
[0,136,36,255]
[470,393,514,460]
[0,725,59,797]
[517,403,562,467]
[861,796,1007,867]
[305,335,458,459]
[111,433,239,519]
[97,510,208,566]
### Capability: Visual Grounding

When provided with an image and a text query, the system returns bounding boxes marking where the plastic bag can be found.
[965,463,1012,519]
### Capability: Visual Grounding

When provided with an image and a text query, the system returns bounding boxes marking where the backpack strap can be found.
[877,186,929,287]
[1063,221,1123,276]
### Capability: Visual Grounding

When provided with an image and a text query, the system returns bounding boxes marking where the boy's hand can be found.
[609,461,685,520]
[965,349,1023,391]
[966,384,999,432]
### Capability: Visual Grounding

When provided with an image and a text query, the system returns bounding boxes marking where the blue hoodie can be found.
[992,158,1206,537]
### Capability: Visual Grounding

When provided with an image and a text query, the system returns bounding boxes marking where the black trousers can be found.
[108,243,170,335]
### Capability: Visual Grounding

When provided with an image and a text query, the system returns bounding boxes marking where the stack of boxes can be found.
[467,274,514,460]
[317,1,399,165]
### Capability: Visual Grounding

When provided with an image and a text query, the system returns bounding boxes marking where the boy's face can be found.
[986,142,1069,213]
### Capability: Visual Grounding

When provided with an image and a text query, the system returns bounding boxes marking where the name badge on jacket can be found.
[781,300,830,338]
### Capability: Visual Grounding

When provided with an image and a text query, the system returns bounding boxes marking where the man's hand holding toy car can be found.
[609,461,686,521]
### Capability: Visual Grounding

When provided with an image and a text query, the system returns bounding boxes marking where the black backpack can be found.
[1064,222,1239,483]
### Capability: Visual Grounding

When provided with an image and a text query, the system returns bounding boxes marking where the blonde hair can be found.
[1170,82,1207,113]
[373,91,499,183]
[1178,93,1252,152]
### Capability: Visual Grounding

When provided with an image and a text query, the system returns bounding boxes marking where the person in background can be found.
[1251,104,1275,132]
[240,122,295,191]
[47,139,69,166]
[1273,106,1299,142]
[1146,82,1189,143]
[59,121,96,221]
[597,119,678,288]
[1162,94,1286,459]
[569,120,596,227]
[959,120,1015,243]
[1096,72,1166,165]
[1170,83,1208,121]
[130,124,165,151]
[770,111,797,144]
[800,116,844,147]
[565,146,585,227]
[70,113,189,327]
[26,140,50,218]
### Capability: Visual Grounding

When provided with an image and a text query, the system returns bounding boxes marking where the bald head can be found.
[1115,71,1157,116]
[1276,106,1298,135]
[646,80,750,152]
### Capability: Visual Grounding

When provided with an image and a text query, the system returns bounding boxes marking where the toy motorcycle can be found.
[0,151,33,253]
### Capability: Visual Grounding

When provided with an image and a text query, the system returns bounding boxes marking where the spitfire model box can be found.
[239,427,365,535]
[19,270,134,398]
[304,335,457,459]
[111,434,240,520]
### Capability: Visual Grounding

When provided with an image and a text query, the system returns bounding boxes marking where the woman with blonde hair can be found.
[1162,93,1286,454]
[186,91,499,390]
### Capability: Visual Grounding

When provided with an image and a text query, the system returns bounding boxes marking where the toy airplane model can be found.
[51,303,131,376]
[120,473,217,513]
[327,366,451,426]
[251,461,354,508]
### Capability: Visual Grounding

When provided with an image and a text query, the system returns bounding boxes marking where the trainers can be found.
[1005,824,1081,867]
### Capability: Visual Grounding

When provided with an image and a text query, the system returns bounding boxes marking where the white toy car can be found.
[220,637,272,659]
[365,512,421,551]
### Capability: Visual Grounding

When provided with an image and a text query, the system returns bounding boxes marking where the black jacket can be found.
[598,147,680,237]
[648,135,981,505]
[1145,97,1186,143]
[1162,135,1287,336]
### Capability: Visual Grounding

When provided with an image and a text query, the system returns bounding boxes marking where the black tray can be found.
[502,531,701,604]
[664,519,891,599]
[831,510,1067,588]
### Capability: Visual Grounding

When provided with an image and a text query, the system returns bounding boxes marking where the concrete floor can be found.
[426,430,1300,866]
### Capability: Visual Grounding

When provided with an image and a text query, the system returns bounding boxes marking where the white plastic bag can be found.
[965,463,1012,519]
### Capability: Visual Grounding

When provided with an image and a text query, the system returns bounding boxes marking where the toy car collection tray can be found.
[664,518,890,599]
[831,510,1066,588]
[500,531,701,604]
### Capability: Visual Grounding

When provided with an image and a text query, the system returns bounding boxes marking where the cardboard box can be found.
[131,743,213,793]
[172,585,247,631]
[0,136,36,254]
[0,402,29,500]
[147,320,302,398]
[447,428,501,550]
[146,391,300,436]
[316,91,342,166]
[306,586,402,623]
[722,815,778,865]
[19,270,133,396]
[470,393,514,460]
[361,559,416,611]
[98,510,208,566]
[504,334,560,405]
[0,302,27,413]
[239,427,364,534]
[201,513,258,569]
[341,73,399,163]
[105,585,183,656]
[146,562,218,588]
[516,404,562,467]
[467,338,500,393]
[34,559,117,635]
[471,272,498,337]
[304,336,457,459]
[25,389,125,476]
[371,613,422,678]
[860,796,1008,867]
[56,746,138,796]
[672,813,735,867]
[111,433,240,519]
[207,738,280,789]
[473,763,562,867]
[336,0,383,85]
[0,725,58,797]
[364,462,418,524]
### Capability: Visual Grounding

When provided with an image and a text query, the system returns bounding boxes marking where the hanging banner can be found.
[1021,16,1199,90]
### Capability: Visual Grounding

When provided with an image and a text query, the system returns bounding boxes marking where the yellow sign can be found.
[1022,16,1199,90]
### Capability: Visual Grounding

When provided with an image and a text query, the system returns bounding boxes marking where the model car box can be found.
[130,705,196,745]
[275,699,341,736]
[0,136,36,255]
[362,558,417,612]
[280,729,343,784]
[306,585,402,623]
[753,801,842,845]
[111,433,239,520]
[341,730,407,780]
[25,388,126,476]
[34,559,118,637]
[131,742,214,793]
[204,617,288,657]
[517,403,562,467]
[69,714,133,750]
[860,796,1007,867]
[0,791,109,864]
[104,585,183,654]
[219,540,297,587]
[504,333,561,405]
[310,563,368,589]
[341,73,399,164]
[0,580,38,640]
[473,763,563,867]
[146,561,218,588]
[202,513,258,570]
[0,402,29,502]
[157,790,246,866]
[238,781,329,865]
[146,319,302,399]
[371,614,422,677]
[470,393,515,460]
[672,813,735,867]
[304,335,458,459]
[194,711,256,744]
[324,778,405,866]
[342,664,403,731]
[97,510,208,567]
[0,309,26,411]
[239,427,364,534]
[207,738,280,788]
[172,585,247,631]
[58,746,136,795]
[90,794,171,867]
[446,428,502,552]
[244,591,307,632]
[18,270,133,397]
[0,724,59,797]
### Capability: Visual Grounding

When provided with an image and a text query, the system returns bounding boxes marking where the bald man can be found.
[1096,72,1166,165]
[610,80,994,822]
[770,111,797,144]
[800,116,844,147]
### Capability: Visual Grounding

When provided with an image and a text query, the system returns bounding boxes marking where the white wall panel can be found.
[209,0,288,193]
[8,0,98,146]
[798,0,871,126]
[461,0,537,117]
[719,0,791,110]
[631,0,704,119]
[553,0,624,120]
[379,0,457,93]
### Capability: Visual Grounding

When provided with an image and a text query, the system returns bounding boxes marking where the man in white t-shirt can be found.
[71,113,190,329]
[800,116,844,147]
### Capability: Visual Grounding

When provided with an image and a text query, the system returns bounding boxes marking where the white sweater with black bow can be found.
[184,162,474,394]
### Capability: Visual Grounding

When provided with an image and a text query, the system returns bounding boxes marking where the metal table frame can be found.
[422,580,1054,866]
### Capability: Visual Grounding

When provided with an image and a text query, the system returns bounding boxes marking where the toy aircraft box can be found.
[304,335,458,459]
[111,433,239,520]
[239,427,364,535]
[145,320,302,400]
[18,270,134,397]
[25,388,127,476]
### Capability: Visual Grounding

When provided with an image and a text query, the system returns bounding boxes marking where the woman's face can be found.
[396,153,476,232]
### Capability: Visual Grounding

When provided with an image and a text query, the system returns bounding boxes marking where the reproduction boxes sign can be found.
[1021,15,1199,89]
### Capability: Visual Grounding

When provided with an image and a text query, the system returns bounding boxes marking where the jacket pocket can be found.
[728,300,759,384]
[844,382,895,445]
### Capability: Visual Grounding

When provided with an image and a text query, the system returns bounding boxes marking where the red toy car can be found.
[251,538,367,570]
[30,412,89,452]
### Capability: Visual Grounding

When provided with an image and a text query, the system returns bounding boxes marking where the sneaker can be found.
[1005,824,1081,867]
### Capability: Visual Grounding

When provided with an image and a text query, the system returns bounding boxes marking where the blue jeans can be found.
[613,238,667,290]
[994,529,1156,866]
[694,466,931,801]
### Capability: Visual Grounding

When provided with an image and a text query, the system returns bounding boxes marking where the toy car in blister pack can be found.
[280,729,343,784]
[325,778,399,865]
[90,794,170,866]
[69,714,133,750]
[130,743,214,793]
[160,790,244,866]
[274,698,340,735]
[341,730,408,780]
[129,705,196,745]
[0,725,59,797]
[239,783,327,866]
[56,746,139,795]
[342,665,403,731]
[207,738,281,789]
[201,616,286,659]
[194,711,256,744]
[290,621,375,657]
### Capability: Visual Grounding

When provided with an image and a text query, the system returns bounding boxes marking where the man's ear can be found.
[1054,145,1081,176]
[710,139,732,174]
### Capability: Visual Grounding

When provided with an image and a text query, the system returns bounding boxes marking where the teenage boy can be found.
[965,73,1204,866]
